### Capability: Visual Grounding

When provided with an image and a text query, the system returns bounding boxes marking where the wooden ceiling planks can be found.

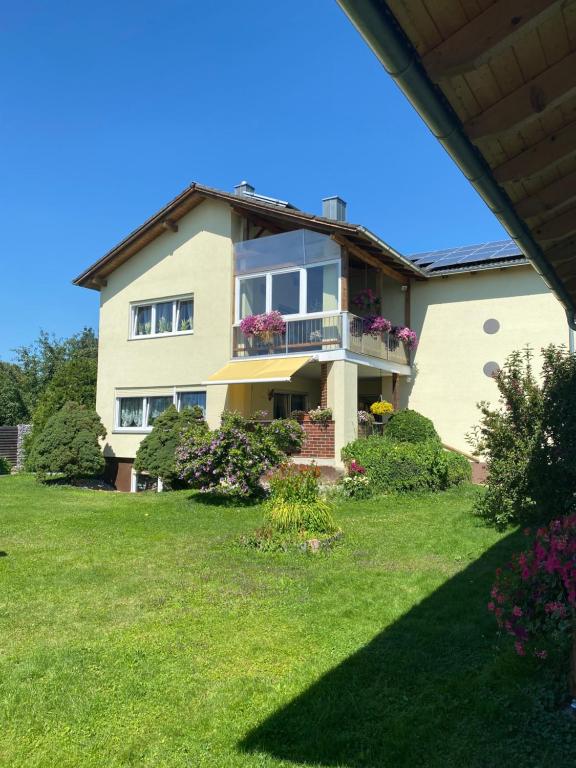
[381,0,576,318]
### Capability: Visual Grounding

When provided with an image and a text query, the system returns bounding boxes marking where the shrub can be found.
[0,456,11,475]
[384,409,440,444]
[445,451,472,486]
[176,411,283,498]
[489,517,576,666]
[467,347,543,529]
[340,474,371,499]
[308,406,332,424]
[32,401,106,482]
[265,464,337,534]
[342,436,462,493]
[265,419,305,454]
[134,405,208,487]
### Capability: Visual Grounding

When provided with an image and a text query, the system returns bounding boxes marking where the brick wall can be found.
[294,419,335,459]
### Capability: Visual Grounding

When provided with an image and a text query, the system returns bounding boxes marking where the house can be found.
[74,182,568,491]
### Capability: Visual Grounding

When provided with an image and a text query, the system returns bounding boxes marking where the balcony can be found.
[232,312,410,366]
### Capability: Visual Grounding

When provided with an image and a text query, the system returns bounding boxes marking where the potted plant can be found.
[240,311,286,346]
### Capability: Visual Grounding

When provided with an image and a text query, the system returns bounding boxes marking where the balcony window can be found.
[131,295,193,338]
[306,263,338,313]
[239,276,266,318]
[271,271,300,315]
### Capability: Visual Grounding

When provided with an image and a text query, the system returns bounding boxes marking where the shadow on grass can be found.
[240,529,571,767]
[185,491,263,508]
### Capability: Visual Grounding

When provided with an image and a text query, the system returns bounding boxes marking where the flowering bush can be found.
[308,406,332,424]
[251,410,269,421]
[352,288,380,311]
[340,474,371,499]
[239,311,286,337]
[176,411,284,497]
[370,400,394,417]
[489,517,576,661]
[349,460,365,475]
[357,410,375,425]
[266,419,305,454]
[393,326,418,350]
[363,315,392,337]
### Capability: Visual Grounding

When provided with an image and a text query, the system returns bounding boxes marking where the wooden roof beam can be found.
[514,169,576,219]
[232,208,286,236]
[422,0,560,81]
[465,50,576,140]
[534,202,576,242]
[332,234,408,284]
[493,119,576,182]
[543,236,576,267]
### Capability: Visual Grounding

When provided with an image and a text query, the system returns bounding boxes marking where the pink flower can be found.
[514,641,525,656]
[487,601,495,612]
[512,606,523,617]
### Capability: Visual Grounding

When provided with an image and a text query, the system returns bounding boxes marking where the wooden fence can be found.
[0,426,18,466]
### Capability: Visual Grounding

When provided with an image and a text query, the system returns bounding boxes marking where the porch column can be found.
[327,360,357,467]
[206,384,230,429]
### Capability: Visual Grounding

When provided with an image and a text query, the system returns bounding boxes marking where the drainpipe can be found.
[336,0,576,329]
[570,325,575,354]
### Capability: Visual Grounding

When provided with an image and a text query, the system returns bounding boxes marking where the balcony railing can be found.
[232,312,410,366]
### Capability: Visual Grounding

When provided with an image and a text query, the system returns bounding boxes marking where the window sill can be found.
[129,330,194,341]
[112,428,152,434]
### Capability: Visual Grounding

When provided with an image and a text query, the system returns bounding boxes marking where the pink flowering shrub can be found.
[363,315,392,337]
[352,288,380,311]
[393,326,418,350]
[490,517,576,659]
[349,460,366,475]
[239,311,286,337]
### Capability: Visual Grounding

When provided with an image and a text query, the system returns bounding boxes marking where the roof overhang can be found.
[73,182,426,290]
[337,0,576,328]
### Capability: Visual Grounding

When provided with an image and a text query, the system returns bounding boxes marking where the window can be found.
[273,392,307,419]
[116,391,207,431]
[131,295,193,338]
[178,391,206,414]
[271,271,300,315]
[147,396,173,426]
[119,397,144,428]
[306,263,338,313]
[236,261,339,321]
[239,276,266,318]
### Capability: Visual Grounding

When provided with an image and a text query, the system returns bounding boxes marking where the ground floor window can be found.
[273,392,308,419]
[116,390,206,431]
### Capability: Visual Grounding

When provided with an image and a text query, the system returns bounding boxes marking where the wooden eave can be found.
[73,182,425,290]
[340,0,576,322]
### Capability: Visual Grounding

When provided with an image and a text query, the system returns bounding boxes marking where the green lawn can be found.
[0,475,574,767]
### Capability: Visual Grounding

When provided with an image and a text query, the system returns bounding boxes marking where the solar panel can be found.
[409,239,524,272]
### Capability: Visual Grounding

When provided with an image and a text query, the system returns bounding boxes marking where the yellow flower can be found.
[370,400,394,416]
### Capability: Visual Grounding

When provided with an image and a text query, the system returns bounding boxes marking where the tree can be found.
[32,402,106,482]
[0,362,28,425]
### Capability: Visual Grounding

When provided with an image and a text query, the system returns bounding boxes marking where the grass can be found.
[0,475,574,767]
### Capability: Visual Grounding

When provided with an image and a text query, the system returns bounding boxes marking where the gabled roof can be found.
[410,239,529,276]
[73,182,427,290]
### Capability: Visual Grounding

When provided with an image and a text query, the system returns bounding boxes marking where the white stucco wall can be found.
[407,264,568,452]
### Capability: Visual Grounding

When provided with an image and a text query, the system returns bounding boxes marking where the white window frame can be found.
[114,390,207,433]
[129,294,194,340]
[235,260,341,324]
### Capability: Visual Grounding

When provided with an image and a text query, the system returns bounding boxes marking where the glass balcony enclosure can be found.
[234,229,341,321]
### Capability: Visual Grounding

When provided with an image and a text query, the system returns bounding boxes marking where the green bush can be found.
[265,419,305,454]
[342,436,465,493]
[445,451,472,486]
[384,409,440,444]
[135,405,207,487]
[32,401,106,482]
[265,464,337,534]
[0,456,11,475]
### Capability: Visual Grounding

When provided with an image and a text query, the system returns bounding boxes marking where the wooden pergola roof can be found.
[338,0,576,325]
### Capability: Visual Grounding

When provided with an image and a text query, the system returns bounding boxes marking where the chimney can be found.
[322,195,347,221]
[234,180,255,197]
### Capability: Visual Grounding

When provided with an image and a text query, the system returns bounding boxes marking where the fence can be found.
[0,424,31,470]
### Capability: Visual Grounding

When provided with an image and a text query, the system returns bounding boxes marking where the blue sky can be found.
[0,0,506,360]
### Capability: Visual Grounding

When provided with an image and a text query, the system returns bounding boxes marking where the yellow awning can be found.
[203,356,313,385]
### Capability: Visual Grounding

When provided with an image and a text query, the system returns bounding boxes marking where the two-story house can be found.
[74,181,568,491]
